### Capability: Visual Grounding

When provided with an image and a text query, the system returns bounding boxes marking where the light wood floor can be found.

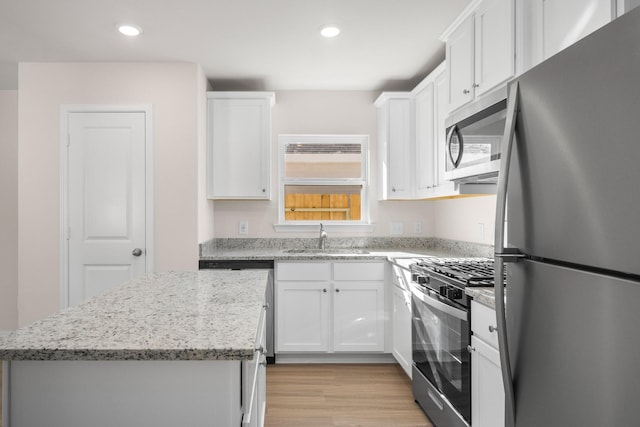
[265,363,432,427]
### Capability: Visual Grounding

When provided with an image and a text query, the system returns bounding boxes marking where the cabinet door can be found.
[447,16,475,112]
[525,0,612,68]
[474,0,514,97]
[392,285,412,377]
[433,67,451,189]
[471,335,505,427]
[332,281,385,352]
[276,282,330,352]
[414,82,436,198]
[386,99,413,199]
[208,95,271,199]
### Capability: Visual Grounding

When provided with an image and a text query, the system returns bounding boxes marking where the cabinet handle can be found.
[463,89,470,94]
[467,345,476,353]
[255,346,264,353]
[472,83,480,88]
[262,188,266,193]
[488,325,498,333]
[392,187,396,192]
[323,288,327,293]
[335,289,340,293]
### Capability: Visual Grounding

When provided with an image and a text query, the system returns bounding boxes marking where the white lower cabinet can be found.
[391,265,412,378]
[470,300,505,427]
[242,299,268,427]
[275,261,386,353]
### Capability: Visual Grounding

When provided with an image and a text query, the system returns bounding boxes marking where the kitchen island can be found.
[0,270,270,427]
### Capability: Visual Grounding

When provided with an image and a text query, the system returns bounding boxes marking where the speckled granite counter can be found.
[466,287,497,308]
[0,270,269,361]
[200,237,494,261]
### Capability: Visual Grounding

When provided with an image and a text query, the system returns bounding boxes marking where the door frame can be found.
[59,105,154,310]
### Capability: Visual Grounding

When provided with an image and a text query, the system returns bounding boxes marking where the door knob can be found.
[132,248,143,257]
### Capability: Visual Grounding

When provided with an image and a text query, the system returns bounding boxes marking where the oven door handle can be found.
[410,284,467,321]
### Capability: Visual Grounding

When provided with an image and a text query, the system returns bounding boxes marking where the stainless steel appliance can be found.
[494,8,640,426]
[199,259,275,363]
[445,87,507,183]
[410,257,498,427]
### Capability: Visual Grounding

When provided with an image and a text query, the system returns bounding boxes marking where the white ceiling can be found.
[0,0,471,91]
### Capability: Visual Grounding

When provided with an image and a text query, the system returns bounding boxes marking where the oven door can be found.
[411,283,470,423]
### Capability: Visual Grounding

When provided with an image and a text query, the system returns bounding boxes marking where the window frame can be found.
[276,134,371,229]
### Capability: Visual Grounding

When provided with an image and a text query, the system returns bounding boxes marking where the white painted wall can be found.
[17,62,203,326]
[0,90,19,331]
[433,195,497,246]
[197,67,215,244]
[212,90,436,238]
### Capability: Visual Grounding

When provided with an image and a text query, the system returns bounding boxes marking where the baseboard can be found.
[275,353,396,364]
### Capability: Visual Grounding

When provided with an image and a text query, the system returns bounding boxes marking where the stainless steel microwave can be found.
[445,87,508,183]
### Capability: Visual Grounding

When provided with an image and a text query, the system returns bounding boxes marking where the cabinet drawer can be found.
[276,262,331,281]
[333,262,385,281]
[471,300,499,349]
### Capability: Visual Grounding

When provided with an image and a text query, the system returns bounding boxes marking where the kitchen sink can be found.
[284,248,370,255]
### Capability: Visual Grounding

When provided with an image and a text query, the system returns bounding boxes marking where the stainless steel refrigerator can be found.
[494,7,640,427]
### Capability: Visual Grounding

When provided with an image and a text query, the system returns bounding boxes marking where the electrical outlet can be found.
[239,221,249,235]
[414,222,423,234]
[390,222,404,235]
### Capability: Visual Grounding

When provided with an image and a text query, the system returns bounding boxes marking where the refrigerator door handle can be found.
[494,81,520,427]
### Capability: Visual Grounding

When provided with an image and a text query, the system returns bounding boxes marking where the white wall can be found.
[212,90,436,238]
[197,67,215,243]
[0,90,19,331]
[433,195,497,245]
[18,62,203,326]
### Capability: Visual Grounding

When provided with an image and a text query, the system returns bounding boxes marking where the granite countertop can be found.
[0,270,269,361]
[200,247,458,261]
[465,287,497,308]
[199,237,495,262]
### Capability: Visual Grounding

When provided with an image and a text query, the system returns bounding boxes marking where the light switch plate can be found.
[239,221,249,235]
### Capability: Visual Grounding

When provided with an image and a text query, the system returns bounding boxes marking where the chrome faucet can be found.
[318,223,328,250]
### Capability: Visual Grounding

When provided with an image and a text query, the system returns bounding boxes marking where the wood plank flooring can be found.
[265,364,433,427]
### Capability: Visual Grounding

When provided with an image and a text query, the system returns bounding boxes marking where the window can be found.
[277,135,369,226]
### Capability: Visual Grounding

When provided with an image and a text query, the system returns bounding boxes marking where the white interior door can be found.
[66,111,147,306]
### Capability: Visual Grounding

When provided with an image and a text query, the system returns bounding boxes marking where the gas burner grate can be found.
[413,257,504,287]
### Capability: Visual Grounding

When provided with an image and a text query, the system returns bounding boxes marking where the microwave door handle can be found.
[446,125,464,168]
[494,82,520,427]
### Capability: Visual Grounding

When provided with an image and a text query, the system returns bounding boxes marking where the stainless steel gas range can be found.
[409,257,499,427]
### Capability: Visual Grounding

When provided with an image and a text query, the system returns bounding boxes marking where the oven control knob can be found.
[417,275,429,285]
[446,287,463,299]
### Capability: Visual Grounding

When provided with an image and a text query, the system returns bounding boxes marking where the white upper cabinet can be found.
[207,92,275,199]
[443,0,515,113]
[519,0,614,70]
[375,93,413,200]
[413,81,436,198]
[376,62,486,200]
[446,16,475,112]
[474,0,515,96]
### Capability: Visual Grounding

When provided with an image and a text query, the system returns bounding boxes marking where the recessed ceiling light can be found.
[320,26,340,38]
[118,24,142,37]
